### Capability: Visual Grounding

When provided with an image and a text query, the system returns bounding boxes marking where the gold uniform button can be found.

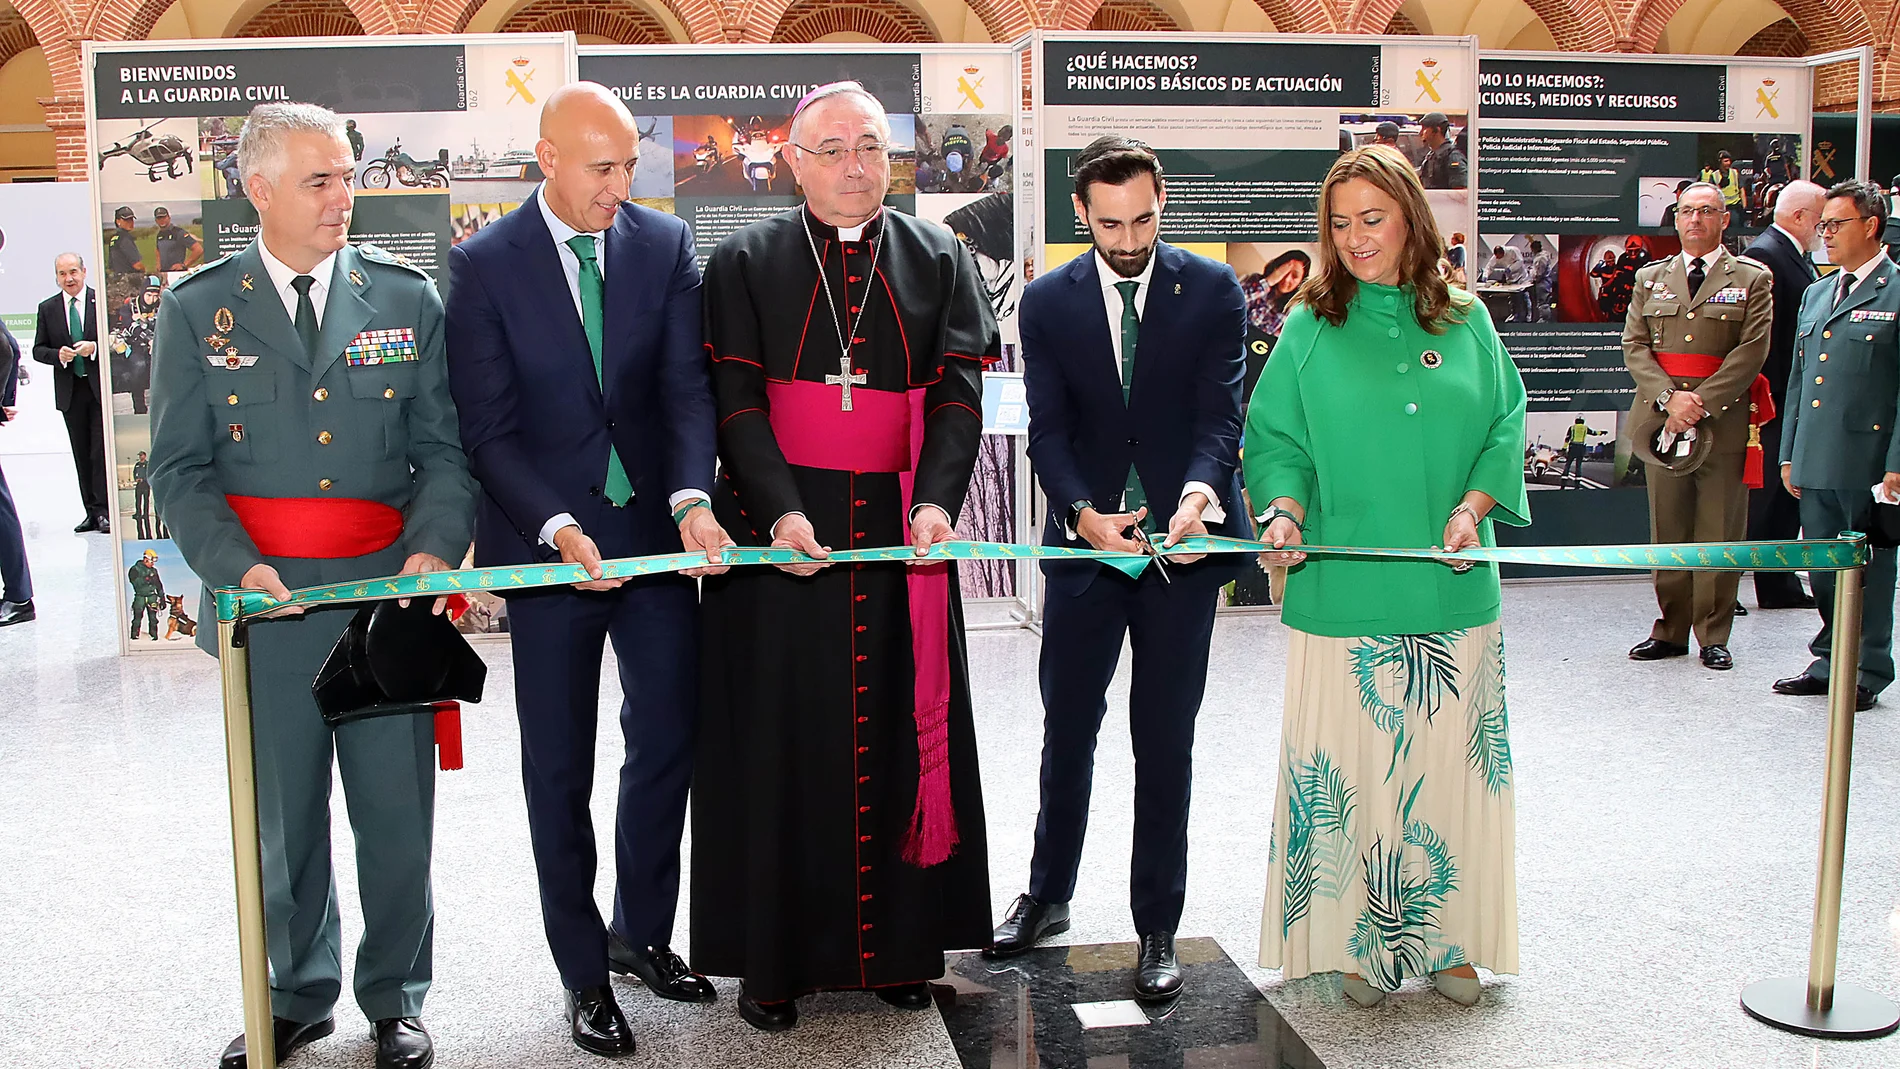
[1878,425,1884,431]
[226,394,239,405]
[1823,331,1832,339]
[1812,400,1822,408]
[1820,354,1829,361]
[383,387,396,399]
[314,387,329,401]
[1686,312,1696,320]
[1870,334,1877,341]
[319,478,334,491]
[1684,334,1694,342]
[1816,376,1824,385]
[317,431,333,445]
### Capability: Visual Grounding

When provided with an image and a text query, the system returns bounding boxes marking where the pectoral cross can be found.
[826,353,867,412]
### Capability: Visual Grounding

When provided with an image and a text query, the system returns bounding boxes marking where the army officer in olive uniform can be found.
[149,102,475,1069]
[1774,179,1900,712]
[1624,182,1774,670]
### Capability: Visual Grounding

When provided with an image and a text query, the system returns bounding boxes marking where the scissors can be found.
[1130,525,1171,584]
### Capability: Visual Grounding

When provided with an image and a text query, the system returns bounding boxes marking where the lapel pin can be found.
[349,270,365,287]
[214,307,235,334]
[1420,350,1444,369]
[239,273,254,291]
[204,333,228,348]
[1174,283,1181,294]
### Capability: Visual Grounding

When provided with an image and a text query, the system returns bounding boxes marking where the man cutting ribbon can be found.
[693,80,997,1033]
[149,102,476,1069]
[1623,181,1774,672]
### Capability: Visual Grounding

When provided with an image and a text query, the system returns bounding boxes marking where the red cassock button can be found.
[861,894,873,902]
[859,805,870,813]
[862,952,875,960]
[855,499,868,507]
[856,654,868,662]
[858,746,869,754]
[862,924,874,931]
[860,835,872,842]
[856,594,867,602]
[856,686,868,694]
[856,625,868,633]
[860,864,872,872]
[857,716,868,723]
[859,776,870,784]
[850,305,861,314]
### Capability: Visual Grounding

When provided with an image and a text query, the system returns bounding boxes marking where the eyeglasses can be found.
[1676,206,1727,219]
[793,142,889,168]
[1817,215,1876,236]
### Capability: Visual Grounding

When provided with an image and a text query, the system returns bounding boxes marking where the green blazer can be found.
[1781,256,1900,491]
[1244,284,1529,637]
[148,240,476,654]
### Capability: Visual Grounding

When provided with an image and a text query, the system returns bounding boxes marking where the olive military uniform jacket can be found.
[1780,255,1900,490]
[148,240,476,653]
[1622,248,1774,466]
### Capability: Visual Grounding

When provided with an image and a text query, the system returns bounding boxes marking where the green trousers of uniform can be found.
[239,606,437,1024]
[1799,487,1898,694]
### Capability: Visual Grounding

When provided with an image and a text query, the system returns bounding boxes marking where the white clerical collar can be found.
[1094,247,1157,294]
[807,206,881,242]
[257,238,337,299]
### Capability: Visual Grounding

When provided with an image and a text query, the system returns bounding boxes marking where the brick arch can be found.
[235,0,365,37]
[436,0,715,39]
[1770,0,1875,52]
[1383,9,1419,34]
[1245,0,1339,34]
[1086,0,1176,32]
[121,0,173,38]
[499,0,674,42]
[0,3,38,70]
[1519,0,1619,51]
[1739,16,1807,56]
[767,0,937,43]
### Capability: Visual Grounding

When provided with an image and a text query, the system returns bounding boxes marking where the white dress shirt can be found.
[532,185,709,545]
[1833,248,1891,302]
[1677,245,1729,288]
[1092,250,1224,524]
[257,240,339,329]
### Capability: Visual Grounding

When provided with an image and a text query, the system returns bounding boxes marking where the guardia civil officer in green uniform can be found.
[1774,178,1900,712]
[148,102,475,1069]
[1623,181,1773,671]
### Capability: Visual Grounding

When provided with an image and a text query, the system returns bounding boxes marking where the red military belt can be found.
[1655,352,1777,488]
[226,494,404,558]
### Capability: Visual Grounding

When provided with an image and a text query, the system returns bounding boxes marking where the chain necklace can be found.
[801,207,883,372]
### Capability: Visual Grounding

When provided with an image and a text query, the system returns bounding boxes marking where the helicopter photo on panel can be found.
[95,117,201,203]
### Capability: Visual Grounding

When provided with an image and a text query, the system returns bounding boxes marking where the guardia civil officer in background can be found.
[149,101,476,1069]
[1774,178,1900,712]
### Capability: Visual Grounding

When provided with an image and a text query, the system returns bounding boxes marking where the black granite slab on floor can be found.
[938,937,1324,1068]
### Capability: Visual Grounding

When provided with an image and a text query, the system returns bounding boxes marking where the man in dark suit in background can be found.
[0,323,33,626]
[447,81,730,1059]
[32,252,109,533]
[1742,179,1826,610]
[990,136,1247,1003]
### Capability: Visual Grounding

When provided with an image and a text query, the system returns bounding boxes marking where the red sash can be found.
[1655,352,1777,488]
[226,493,467,770]
[767,379,960,867]
[226,494,404,558]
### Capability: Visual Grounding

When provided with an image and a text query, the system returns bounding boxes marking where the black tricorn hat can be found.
[313,600,484,726]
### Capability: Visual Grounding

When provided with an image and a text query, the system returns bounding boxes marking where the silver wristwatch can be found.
[1655,389,1675,413]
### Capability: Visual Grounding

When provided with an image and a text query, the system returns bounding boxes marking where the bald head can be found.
[1774,179,1827,248]
[536,81,639,233]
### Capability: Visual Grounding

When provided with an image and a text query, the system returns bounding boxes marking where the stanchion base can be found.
[1742,977,1900,1038]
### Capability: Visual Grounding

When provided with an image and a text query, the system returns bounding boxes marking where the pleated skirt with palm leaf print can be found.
[1260,622,1518,990]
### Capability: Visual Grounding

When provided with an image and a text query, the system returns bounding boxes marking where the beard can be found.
[1097,241,1155,278]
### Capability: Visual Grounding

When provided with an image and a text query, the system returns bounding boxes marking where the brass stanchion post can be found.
[1742,550,1899,1038]
[219,614,277,1069]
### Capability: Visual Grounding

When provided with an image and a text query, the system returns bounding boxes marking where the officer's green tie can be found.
[1114,279,1147,523]
[566,235,633,506]
[67,297,87,378]
[290,275,319,360]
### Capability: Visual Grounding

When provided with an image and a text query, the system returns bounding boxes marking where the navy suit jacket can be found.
[446,192,714,567]
[1021,243,1248,595]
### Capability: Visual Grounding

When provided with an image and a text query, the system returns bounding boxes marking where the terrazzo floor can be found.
[4,449,1900,1069]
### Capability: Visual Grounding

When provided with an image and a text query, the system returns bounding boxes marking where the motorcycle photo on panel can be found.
[361,137,451,188]
[99,122,194,182]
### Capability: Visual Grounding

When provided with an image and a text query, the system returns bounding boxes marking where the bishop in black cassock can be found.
[691,83,998,1028]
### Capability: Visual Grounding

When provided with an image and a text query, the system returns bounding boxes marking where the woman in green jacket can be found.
[1247,145,1529,1008]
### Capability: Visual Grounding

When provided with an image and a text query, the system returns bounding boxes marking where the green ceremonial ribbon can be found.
[215,534,1870,622]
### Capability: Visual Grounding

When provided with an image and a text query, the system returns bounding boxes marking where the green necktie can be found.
[1114,279,1147,523]
[290,275,319,359]
[67,297,87,378]
[567,235,633,507]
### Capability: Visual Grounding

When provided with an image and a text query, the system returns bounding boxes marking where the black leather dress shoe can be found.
[607,933,716,1002]
[564,985,634,1057]
[1760,593,1817,609]
[73,516,97,533]
[372,1017,433,1069]
[1733,603,1749,616]
[0,600,33,627]
[1700,645,1733,670]
[875,983,933,1010]
[984,893,1071,958]
[1133,931,1184,1003]
[219,1016,335,1069]
[1774,673,1828,696]
[1629,639,1690,661]
[95,514,110,535]
[737,990,797,1032]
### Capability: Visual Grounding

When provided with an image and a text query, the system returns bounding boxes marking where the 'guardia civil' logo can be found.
[1755,77,1779,119]
[957,64,986,110]
[1415,58,1442,104]
[506,56,537,105]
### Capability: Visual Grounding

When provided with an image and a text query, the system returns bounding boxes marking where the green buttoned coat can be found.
[1780,257,1900,490]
